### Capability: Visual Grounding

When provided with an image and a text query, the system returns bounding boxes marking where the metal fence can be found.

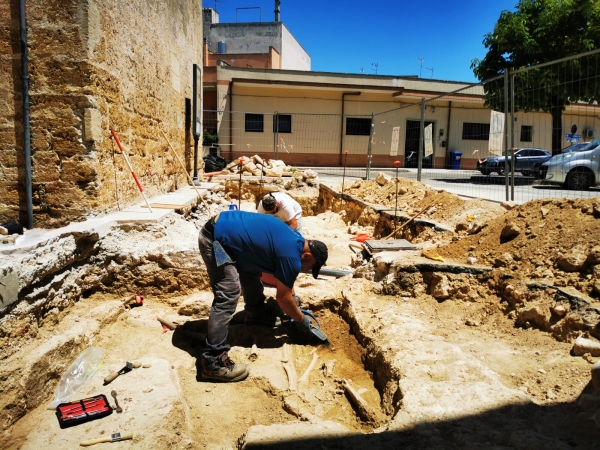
[203,49,600,203]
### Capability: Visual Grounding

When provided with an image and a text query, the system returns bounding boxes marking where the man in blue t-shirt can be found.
[198,210,328,382]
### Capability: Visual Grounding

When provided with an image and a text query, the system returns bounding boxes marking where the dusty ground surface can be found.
[3,175,600,448]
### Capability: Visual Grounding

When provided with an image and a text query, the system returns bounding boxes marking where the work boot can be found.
[244,309,282,327]
[202,352,249,382]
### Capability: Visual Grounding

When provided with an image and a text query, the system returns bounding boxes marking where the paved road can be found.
[312,167,600,204]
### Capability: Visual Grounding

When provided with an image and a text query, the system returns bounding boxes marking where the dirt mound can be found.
[438,198,600,287]
[342,174,504,230]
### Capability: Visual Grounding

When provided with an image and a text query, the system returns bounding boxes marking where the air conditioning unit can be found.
[585,129,596,138]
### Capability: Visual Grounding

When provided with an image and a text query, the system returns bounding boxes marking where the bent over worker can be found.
[198,210,328,382]
[257,192,303,235]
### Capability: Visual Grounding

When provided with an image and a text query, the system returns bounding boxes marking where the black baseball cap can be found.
[262,194,277,211]
[308,240,328,279]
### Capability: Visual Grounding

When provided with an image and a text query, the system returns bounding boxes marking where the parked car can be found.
[476,147,552,176]
[540,138,600,190]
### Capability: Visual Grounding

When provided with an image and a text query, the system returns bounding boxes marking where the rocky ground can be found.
[2,174,600,449]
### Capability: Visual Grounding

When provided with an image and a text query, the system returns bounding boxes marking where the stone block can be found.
[61,157,97,183]
[84,108,102,142]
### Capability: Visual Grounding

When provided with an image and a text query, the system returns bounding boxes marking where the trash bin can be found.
[448,151,462,170]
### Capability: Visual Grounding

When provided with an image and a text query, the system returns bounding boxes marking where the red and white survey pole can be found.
[110,129,153,213]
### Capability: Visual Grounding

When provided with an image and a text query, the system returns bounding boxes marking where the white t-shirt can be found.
[257,192,302,223]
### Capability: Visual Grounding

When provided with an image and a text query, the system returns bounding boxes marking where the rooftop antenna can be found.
[371,62,378,75]
[418,57,424,78]
[214,0,221,11]
[426,67,434,78]
[360,67,364,73]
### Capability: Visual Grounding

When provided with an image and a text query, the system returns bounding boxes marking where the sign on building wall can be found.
[390,126,400,156]
[489,110,504,155]
[424,124,433,158]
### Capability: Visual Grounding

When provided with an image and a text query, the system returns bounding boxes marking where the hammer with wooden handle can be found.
[80,431,133,446]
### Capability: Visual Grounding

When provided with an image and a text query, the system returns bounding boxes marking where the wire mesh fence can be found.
[203,49,600,204]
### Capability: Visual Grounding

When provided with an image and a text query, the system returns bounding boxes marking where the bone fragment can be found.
[323,360,336,378]
[343,379,379,423]
[249,338,258,361]
[298,353,319,384]
[281,343,297,391]
[573,336,600,356]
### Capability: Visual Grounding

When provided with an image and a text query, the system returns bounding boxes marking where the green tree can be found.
[471,0,600,154]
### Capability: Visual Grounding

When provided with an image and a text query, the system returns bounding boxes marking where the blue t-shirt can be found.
[214,210,305,288]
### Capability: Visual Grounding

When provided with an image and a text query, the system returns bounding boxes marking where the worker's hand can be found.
[294,310,328,342]
[275,281,303,321]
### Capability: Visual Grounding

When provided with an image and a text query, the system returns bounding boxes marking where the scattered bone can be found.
[322,360,336,378]
[281,343,297,392]
[573,337,600,357]
[249,338,258,361]
[342,379,379,423]
[298,353,319,384]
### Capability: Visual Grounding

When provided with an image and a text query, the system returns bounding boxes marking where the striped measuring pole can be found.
[110,129,153,213]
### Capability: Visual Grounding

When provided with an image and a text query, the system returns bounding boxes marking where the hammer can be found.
[104,362,134,385]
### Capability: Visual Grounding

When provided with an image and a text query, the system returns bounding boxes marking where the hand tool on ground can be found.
[103,362,134,385]
[122,293,144,309]
[80,431,133,447]
[110,129,152,213]
[160,129,212,214]
[157,316,177,332]
[111,390,122,413]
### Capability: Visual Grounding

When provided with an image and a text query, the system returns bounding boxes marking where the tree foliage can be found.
[471,0,600,153]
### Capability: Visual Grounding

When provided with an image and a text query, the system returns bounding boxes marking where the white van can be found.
[540,139,600,190]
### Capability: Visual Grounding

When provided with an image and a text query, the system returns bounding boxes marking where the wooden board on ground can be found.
[364,239,416,252]
[142,203,189,209]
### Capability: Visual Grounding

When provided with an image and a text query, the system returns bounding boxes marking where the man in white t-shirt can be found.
[257,192,303,235]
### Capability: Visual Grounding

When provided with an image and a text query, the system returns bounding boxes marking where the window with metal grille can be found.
[346,118,371,136]
[245,114,264,132]
[273,115,292,133]
[462,122,490,140]
[520,125,532,142]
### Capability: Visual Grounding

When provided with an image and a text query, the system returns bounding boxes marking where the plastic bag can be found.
[46,346,105,410]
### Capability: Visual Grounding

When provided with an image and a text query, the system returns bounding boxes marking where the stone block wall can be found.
[1,0,203,228]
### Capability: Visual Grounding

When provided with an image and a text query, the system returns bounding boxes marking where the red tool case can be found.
[55,394,113,428]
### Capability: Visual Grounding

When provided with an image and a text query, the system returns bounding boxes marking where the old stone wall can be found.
[1,0,203,228]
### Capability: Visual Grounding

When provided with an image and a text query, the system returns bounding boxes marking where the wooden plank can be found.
[364,239,416,252]
[141,203,188,209]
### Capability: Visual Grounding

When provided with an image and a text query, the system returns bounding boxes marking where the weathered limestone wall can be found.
[1,0,203,228]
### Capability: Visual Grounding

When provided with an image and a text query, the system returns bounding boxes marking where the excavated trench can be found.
[3,179,600,448]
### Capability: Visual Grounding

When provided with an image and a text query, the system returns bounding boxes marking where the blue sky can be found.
[211,0,518,82]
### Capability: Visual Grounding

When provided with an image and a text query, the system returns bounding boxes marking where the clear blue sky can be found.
[211,0,518,82]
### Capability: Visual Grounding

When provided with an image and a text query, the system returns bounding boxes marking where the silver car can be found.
[540,139,600,190]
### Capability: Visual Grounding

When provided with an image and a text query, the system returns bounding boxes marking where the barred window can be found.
[520,125,533,142]
[274,115,292,133]
[462,122,490,140]
[346,118,371,136]
[245,114,264,132]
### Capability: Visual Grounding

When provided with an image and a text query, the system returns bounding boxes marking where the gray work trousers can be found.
[198,224,266,364]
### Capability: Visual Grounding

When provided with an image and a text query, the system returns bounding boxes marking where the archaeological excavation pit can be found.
[2,174,600,448]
